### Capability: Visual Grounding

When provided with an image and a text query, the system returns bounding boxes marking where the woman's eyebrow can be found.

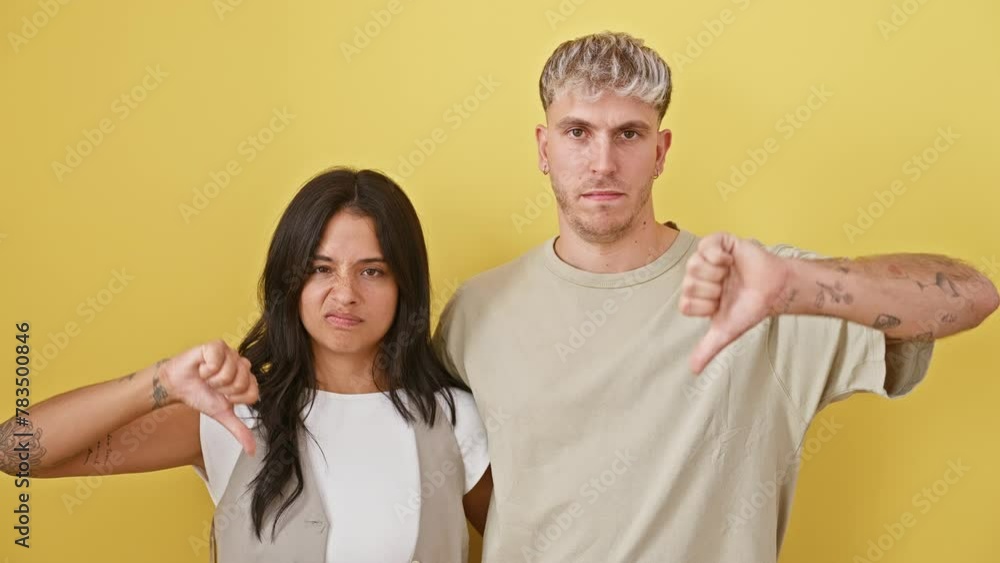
[311,255,386,264]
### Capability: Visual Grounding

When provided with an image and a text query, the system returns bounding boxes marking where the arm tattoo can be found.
[84,433,114,466]
[152,376,169,410]
[103,433,112,464]
[0,418,47,475]
[150,358,170,410]
[931,272,960,297]
[873,313,902,330]
[815,281,854,309]
[831,258,851,274]
[770,288,799,315]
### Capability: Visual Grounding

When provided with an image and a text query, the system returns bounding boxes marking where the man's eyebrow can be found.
[311,255,387,264]
[553,116,652,132]
[554,116,596,129]
[615,120,653,132]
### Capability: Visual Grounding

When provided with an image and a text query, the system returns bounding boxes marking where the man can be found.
[434,31,998,562]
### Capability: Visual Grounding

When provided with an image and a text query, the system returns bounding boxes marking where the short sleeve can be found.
[764,243,935,421]
[194,404,258,505]
[432,289,470,386]
[442,389,489,494]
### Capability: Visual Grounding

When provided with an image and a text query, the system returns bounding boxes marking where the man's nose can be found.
[589,138,617,176]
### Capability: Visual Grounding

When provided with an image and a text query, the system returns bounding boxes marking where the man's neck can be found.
[554,218,679,274]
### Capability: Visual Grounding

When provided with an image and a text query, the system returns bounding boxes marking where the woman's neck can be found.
[311,348,384,394]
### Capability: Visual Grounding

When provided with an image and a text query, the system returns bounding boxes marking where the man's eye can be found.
[568,128,585,138]
[622,130,638,140]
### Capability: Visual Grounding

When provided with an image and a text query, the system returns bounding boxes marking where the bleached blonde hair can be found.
[539,31,672,122]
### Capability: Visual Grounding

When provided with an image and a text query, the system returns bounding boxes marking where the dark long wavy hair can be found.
[237,167,468,541]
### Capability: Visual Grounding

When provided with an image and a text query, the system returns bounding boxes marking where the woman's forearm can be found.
[0,361,171,475]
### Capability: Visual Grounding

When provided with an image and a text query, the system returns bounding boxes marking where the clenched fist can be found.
[156,340,260,455]
[680,232,792,375]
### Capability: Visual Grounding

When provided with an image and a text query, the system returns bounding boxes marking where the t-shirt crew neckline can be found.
[314,388,389,400]
[542,222,695,289]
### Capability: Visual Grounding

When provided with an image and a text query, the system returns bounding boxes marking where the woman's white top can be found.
[193,388,489,563]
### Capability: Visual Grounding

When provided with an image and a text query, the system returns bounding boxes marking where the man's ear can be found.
[656,128,672,174]
[535,124,549,173]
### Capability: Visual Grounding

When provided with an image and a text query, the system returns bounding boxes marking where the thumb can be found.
[211,407,257,457]
[200,341,226,373]
[690,326,737,375]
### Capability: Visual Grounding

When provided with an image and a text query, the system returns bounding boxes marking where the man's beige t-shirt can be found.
[433,225,934,563]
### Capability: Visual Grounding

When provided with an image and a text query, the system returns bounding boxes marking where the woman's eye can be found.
[361,268,384,277]
[310,265,330,274]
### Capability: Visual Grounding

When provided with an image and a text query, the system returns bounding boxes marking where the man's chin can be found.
[571,216,634,243]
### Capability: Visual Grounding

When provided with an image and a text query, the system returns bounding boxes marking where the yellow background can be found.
[2,0,998,561]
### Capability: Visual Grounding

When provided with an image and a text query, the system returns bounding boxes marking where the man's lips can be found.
[325,313,362,328]
[581,191,625,201]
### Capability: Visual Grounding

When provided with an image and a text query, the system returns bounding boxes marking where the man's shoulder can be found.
[450,239,551,304]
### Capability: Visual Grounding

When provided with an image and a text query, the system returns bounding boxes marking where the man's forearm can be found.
[775,253,1000,340]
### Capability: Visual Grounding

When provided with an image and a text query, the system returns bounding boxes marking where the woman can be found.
[0,168,492,562]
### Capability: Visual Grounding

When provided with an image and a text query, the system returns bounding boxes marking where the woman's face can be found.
[299,210,399,358]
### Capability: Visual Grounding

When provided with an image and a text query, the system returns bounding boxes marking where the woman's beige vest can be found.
[209,406,469,562]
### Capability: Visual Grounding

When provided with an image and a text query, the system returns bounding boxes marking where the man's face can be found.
[537,89,670,243]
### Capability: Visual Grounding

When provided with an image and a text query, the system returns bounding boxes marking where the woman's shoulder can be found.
[434,387,478,420]
[434,387,489,493]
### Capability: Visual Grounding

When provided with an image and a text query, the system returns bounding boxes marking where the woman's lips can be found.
[325,313,362,328]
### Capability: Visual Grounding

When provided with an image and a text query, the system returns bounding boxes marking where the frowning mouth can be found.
[325,313,363,328]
